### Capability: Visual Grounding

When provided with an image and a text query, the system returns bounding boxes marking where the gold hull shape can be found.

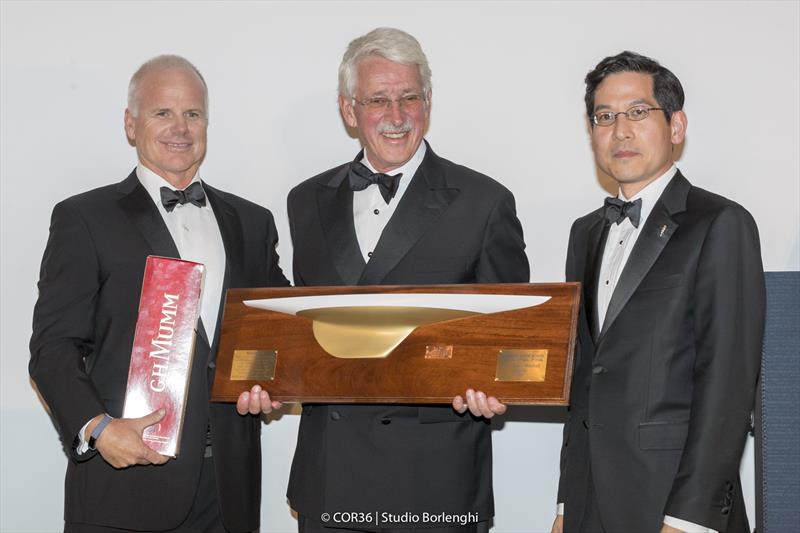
[243,293,550,359]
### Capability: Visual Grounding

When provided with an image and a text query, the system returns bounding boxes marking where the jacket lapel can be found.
[358,145,460,285]
[599,172,690,339]
[317,163,367,285]
[583,215,608,343]
[117,170,180,259]
[203,184,240,355]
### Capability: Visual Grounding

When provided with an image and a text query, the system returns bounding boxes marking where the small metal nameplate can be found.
[230,350,277,381]
[495,349,548,382]
[425,344,453,359]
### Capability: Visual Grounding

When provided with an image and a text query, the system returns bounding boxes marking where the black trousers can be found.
[64,456,236,533]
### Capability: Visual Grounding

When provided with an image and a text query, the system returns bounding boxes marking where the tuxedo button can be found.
[330,410,342,421]
[721,506,730,515]
[381,418,391,425]
[582,419,589,429]
[208,361,216,369]
[592,365,607,374]
[373,209,380,215]
[368,252,373,258]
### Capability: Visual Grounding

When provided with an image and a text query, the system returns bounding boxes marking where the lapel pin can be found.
[659,225,667,238]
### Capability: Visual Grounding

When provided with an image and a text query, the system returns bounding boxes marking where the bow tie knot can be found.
[348,162,402,204]
[160,182,207,212]
[604,197,642,228]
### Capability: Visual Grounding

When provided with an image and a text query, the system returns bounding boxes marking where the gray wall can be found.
[2,1,798,531]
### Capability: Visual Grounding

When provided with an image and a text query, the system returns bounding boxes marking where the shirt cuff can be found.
[75,418,93,455]
[663,515,717,533]
[557,503,564,516]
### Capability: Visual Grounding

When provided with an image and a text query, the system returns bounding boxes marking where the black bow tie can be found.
[160,182,207,212]
[604,197,642,228]
[348,162,402,204]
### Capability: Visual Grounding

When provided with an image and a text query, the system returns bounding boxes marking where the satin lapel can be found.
[583,216,609,343]
[358,150,460,285]
[117,171,180,259]
[599,173,690,339]
[204,185,242,354]
[317,165,366,285]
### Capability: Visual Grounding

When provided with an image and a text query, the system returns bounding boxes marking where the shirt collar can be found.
[136,164,203,211]
[360,140,427,180]
[619,164,677,228]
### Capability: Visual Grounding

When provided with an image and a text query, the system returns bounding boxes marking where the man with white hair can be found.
[246,27,528,533]
[30,54,288,532]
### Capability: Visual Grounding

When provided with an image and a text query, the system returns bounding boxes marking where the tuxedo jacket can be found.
[29,170,289,531]
[285,143,530,526]
[558,172,765,532]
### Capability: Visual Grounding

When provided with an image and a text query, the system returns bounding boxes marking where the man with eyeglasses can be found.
[239,27,528,533]
[552,51,765,533]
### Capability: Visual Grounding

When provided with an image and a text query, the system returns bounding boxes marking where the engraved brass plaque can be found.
[230,350,277,381]
[495,349,548,382]
[425,344,453,359]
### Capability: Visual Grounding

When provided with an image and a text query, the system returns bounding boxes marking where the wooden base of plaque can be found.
[211,283,579,405]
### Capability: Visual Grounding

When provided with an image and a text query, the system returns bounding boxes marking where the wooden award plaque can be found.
[211,283,579,405]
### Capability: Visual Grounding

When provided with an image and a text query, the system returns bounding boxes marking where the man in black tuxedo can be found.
[552,52,765,533]
[239,27,528,533]
[30,55,288,532]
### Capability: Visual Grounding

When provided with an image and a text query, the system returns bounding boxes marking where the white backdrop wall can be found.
[1,1,798,532]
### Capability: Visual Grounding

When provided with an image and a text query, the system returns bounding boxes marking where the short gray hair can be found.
[127,54,208,116]
[338,28,432,99]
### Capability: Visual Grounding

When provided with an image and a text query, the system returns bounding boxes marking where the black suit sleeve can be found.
[264,209,291,287]
[663,205,765,530]
[474,189,529,283]
[29,201,106,459]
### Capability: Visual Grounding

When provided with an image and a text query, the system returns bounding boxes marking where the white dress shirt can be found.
[76,164,225,454]
[559,165,717,533]
[596,165,676,329]
[353,142,426,261]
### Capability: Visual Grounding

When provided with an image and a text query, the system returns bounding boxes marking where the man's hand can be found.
[88,409,170,468]
[452,388,507,418]
[236,384,282,415]
[660,524,687,533]
[550,515,563,533]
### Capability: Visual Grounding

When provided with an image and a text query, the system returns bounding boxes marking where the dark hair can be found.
[585,51,684,123]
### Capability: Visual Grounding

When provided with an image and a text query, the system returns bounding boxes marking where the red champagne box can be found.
[122,256,205,457]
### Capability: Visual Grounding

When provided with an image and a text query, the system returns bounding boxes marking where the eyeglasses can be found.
[353,93,426,112]
[592,105,664,126]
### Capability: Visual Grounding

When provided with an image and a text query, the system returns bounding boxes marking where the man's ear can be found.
[124,109,136,144]
[339,95,358,129]
[670,110,687,145]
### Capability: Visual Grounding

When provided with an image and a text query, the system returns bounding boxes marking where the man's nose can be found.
[612,113,633,140]
[385,100,405,124]
[171,115,189,133]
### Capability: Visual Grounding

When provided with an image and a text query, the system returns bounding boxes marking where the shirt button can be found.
[373,208,380,215]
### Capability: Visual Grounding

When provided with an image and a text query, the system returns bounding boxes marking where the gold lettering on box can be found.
[230,350,277,381]
[425,344,453,359]
[495,349,548,382]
